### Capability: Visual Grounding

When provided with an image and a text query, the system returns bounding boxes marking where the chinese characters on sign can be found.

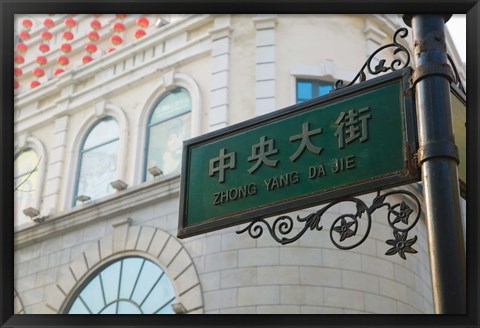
[209,108,370,186]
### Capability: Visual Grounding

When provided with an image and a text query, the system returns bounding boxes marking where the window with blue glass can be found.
[144,87,191,181]
[66,257,176,314]
[296,79,334,103]
[73,117,119,206]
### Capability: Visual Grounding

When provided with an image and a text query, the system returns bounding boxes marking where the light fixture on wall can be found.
[154,18,169,28]
[171,302,187,314]
[75,194,91,204]
[148,166,163,178]
[23,207,46,223]
[110,179,128,191]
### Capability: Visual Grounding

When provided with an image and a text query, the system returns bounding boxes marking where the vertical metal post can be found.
[403,14,466,314]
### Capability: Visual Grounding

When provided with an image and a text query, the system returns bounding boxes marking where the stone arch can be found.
[45,220,203,314]
[133,70,202,184]
[63,102,129,209]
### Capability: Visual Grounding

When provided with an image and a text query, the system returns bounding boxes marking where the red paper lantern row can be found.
[113,22,125,33]
[85,43,97,54]
[36,56,47,65]
[63,31,74,40]
[33,67,45,77]
[30,80,41,88]
[14,55,25,65]
[57,56,69,66]
[65,17,77,29]
[41,31,53,41]
[14,68,23,77]
[14,80,20,90]
[106,48,115,54]
[19,31,31,41]
[54,68,64,76]
[60,43,72,53]
[115,14,127,20]
[82,55,93,64]
[90,19,101,30]
[22,19,33,30]
[43,18,55,29]
[16,43,28,54]
[38,43,50,53]
[134,29,146,39]
[136,17,149,28]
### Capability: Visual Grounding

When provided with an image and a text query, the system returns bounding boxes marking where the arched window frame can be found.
[64,103,128,210]
[14,135,47,226]
[72,116,120,206]
[134,72,202,185]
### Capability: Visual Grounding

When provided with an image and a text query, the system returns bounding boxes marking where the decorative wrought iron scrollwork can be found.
[236,189,421,260]
[447,53,466,94]
[333,28,411,91]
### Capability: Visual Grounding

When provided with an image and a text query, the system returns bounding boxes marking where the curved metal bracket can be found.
[332,28,411,91]
[447,53,466,94]
[236,189,422,260]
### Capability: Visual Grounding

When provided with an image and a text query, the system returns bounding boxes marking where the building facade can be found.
[13,14,466,314]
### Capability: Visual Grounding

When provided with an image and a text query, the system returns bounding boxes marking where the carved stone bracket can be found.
[237,190,422,260]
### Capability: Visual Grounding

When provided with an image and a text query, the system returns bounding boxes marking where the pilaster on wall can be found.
[253,15,277,116]
[43,115,70,216]
[208,15,232,132]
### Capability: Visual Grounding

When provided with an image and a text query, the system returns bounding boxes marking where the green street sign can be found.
[178,68,419,238]
[450,86,466,198]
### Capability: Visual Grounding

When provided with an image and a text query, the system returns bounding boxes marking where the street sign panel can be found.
[450,86,466,198]
[178,68,419,238]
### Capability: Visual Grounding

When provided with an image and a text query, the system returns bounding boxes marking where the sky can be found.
[446,14,466,63]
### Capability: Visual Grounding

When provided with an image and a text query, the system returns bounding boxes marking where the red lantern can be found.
[33,67,45,77]
[36,56,47,65]
[88,31,100,41]
[16,43,27,54]
[90,19,102,30]
[63,31,74,40]
[54,68,64,76]
[134,29,146,39]
[57,56,69,66]
[19,31,30,41]
[136,17,149,28]
[38,43,50,53]
[106,48,116,54]
[64,17,77,29]
[115,14,127,20]
[14,68,23,77]
[60,43,72,53]
[14,80,19,90]
[82,55,93,64]
[43,18,55,29]
[14,55,25,65]
[113,22,125,33]
[85,43,97,53]
[30,80,41,88]
[110,35,123,45]
[22,19,33,30]
[41,30,53,41]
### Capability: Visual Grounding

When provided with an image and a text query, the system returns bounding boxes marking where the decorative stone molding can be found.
[44,225,203,314]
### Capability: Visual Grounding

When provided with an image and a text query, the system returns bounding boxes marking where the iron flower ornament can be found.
[385,231,418,260]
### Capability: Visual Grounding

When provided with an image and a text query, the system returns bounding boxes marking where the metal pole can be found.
[403,14,466,314]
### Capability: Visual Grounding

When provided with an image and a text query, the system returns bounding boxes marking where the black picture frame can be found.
[1,1,478,328]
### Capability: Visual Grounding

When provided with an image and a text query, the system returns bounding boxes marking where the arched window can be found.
[66,257,176,314]
[14,148,39,226]
[144,87,191,181]
[73,117,119,206]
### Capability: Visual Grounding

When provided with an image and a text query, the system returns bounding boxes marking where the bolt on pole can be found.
[403,14,466,314]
